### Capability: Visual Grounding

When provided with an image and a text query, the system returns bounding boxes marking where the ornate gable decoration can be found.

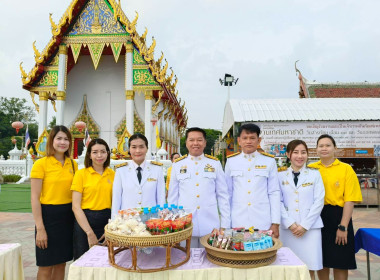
[68,0,125,35]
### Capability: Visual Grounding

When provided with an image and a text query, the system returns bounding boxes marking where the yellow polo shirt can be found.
[308,159,362,207]
[166,166,173,190]
[71,167,115,210]
[31,156,78,205]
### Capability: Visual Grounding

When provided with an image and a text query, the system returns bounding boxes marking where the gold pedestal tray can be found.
[200,234,282,268]
[105,224,193,273]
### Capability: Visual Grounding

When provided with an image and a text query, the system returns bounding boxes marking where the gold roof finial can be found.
[19,62,28,81]
[33,41,43,63]
[49,13,59,36]
[126,11,138,33]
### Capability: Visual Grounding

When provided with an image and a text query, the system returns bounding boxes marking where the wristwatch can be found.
[337,224,346,232]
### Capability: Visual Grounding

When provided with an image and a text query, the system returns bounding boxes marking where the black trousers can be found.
[73,209,110,260]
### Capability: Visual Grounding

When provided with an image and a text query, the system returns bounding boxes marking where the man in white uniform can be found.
[225,123,281,237]
[168,127,231,247]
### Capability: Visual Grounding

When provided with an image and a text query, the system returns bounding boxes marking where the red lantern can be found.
[12,121,24,134]
[75,121,86,132]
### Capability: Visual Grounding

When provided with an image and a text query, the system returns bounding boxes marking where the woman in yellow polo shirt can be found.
[31,125,78,280]
[71,138,115,260]
[309,134,362,280]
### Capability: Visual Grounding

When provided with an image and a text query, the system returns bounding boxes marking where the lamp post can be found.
[219,73,239,101]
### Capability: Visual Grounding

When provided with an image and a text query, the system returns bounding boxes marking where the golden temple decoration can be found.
[50,55,60,66]
[56,91,66,101]
[110,42,123,63]
[125,43,133,53]
[144,37,156,62]
[70,44,82,63]
[133,49,146,64]
[30,93,39,113]
[157,101,168,120]
[49,13,60,36]
[125,90,134,100]
[51,100,57,112]
[117,127,131,157]
[36,128,49,157]
[157,59,168,83]
[152,90,163,114]
[88,43,105,69]
[33,41,43,64]
[39,92,49,101]
[166,68,174,85]
[175,89,179,97]
[59,44,68,55]
[91,1,102,34]
[69,95,100,137]
[19,62,28,82]
[145,90,153,100]
[164,110,171,121]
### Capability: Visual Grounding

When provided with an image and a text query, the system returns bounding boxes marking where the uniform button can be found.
[295,200,299,202]
[191,157,194,160]
[295,191,299,194]
[248,168,251,171]
[195,172,199,175]
[138,192,142,194]
[248,191,251,194]
[196,195,200,198]
[195,162,198,165]
[196,183,199,186]
[248,159,252,162]
[248,180,251,183]
[248,203,251,206]
[197,206,200,209]
[138,202,141,205]
[296,209,299,212]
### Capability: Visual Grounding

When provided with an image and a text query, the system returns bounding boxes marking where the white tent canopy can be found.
[222,98,380,137]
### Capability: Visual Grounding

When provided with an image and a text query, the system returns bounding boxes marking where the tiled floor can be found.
[1,208,379,280]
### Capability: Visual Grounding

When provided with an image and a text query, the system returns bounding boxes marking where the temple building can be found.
[20,0,187,158]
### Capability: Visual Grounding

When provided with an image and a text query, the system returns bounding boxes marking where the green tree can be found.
[180,128,221,156]
[0,97,38,158]
[48,116,56,130]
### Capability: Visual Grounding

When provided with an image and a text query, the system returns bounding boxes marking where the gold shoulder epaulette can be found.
[227,152,241,158]
[174,154,187,163]
[259,151,275,158]
[115,162,128,169]
[205,154,218,161]
[151,161,163,166]
[278,166,288,172]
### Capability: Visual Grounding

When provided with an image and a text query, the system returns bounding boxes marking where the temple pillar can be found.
[56,45,68,125]
[38,92,49,136]
[144,90,153,157]
[125,43,134,134]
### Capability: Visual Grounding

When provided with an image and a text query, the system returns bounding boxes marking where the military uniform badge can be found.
[204,164,215,172]
[180,166,187,174]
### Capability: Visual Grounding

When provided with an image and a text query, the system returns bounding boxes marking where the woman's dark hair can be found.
[129,133,148,148]
[317,134,336,147]
[84,138,111,168]
[170,152,180,161]
[46,125,72,158]
[238,123,261,137]
[185,127,206,140]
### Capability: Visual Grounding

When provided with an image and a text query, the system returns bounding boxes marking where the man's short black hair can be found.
[129,133,148,148]
[185,127,207,140]
[238,123,261,137]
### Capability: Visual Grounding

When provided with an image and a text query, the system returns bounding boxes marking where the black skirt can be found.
[35,203,74,266]
[73,209,110,260]
[320,204,357,269]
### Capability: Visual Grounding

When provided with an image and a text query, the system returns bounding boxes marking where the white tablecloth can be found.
[0,243,24,280]
[68,246,311,280]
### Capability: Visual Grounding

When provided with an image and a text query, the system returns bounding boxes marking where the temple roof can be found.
[20,0,187,128]
[296,67,380,98]
[222,98,380,137]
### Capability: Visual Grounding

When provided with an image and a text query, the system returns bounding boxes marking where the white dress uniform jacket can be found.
[278,166,325,230]
[225,151,281,230]
[111,160,165,217]
[167,154,231,237]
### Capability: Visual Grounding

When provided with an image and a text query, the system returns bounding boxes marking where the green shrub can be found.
[3,174,22,183]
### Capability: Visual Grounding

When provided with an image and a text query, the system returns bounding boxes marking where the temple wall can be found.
[64,55,125,149]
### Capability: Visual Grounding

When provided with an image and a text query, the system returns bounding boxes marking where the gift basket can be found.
[200,227,282,268]
[105,204,193,272]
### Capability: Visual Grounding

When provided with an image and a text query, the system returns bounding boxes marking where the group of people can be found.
[30,123,362,280]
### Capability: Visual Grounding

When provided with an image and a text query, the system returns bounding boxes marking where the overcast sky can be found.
[1,0,380,130]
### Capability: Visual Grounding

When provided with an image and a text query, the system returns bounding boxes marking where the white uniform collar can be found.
[289,164,306,174]
[131,160,147,170]
[242,151,258,159]
[189,153,204,161]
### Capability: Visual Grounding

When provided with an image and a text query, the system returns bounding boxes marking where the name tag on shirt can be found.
[180,166,187,173]
[147,178,157,182]
[255,165,267,169]
[302,182,313,187]
[204,164,215,172]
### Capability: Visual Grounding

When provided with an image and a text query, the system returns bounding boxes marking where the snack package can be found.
[243,242,253,251]
[252,241,261,251]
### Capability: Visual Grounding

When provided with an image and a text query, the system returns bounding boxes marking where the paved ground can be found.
[1,208,379,280]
